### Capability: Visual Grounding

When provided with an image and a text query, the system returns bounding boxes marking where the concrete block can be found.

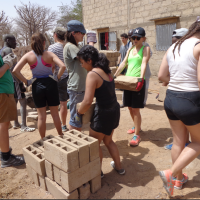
[65,130,99,162]
[44,138,79,173]
[115,75,143,91]
[33,135,54,152]
[23,145,46,177]
[45,160,54,181]
[158,86,168,102]
[61,158,101,193]
[28,111,38,115]
[110,66,117,76]
[45,177,79,199]
[78,183,91,199]
[53,165,61,186]
[115,90,123,100]
[90,175,101,194]
[39,176,47,191]
[27,115,38,122]
[32,169,39,186]
[26,164,33,180]
[56,135,89,168]
[77,101,96,125]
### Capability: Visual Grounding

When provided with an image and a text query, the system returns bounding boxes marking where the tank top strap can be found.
[32,51,40,61]
[91,71,104,80]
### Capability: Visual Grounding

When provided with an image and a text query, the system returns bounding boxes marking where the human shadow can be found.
[140,128,173,148]
[90,140,159,199]
[145,104,164,111]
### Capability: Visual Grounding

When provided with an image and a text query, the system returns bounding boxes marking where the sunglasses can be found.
[132,37,141,41]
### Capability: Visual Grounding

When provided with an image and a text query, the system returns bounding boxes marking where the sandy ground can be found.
[1,78,200,199]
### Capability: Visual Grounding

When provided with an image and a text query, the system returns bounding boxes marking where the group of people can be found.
[1,17,200,196]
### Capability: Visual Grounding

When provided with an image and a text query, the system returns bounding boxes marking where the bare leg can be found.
[131,108,141,135]
[36,107,47,139]
[0,122,10,152]
[169,120,187,180]
[60,101,68,126]
[103,131,122,170]
[128,107,135,123]
[49,106,63,135]
[171,123,200,177]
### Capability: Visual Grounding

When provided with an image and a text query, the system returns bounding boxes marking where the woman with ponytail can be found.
[13,33,66,139]
[76,45,125,177]
[158,17,200,196]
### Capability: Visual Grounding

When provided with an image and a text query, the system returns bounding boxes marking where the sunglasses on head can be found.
[132,36,141,41]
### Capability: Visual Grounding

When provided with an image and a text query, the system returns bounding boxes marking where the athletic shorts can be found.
[164,89,200,126]
[123,80,146,108]
[58,77,69,102]
[32,77,60,108]
[0,94,17,123]
[67,89,85,128]
[90,102,120,136]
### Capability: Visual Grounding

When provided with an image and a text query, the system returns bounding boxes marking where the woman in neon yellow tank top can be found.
[114,27,150,147]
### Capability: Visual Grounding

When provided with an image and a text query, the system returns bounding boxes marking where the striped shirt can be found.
[48,43,68,80]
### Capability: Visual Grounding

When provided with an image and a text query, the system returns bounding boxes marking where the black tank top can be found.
[92,71,117,106]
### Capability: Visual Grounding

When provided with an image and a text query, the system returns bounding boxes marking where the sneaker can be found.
[120,104,124,108]
[159,169,176,197]
[101,171,104,179]
[174,173,188,190]
[127,127,135,134]
[130,135,141,146]
[0,147,12,160]
[110,161,125,175]
[1,154,25,168]
[62,125,69,132]
[164,144,173,150]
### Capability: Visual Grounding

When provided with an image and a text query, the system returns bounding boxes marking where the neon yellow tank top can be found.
[126,46,145,78]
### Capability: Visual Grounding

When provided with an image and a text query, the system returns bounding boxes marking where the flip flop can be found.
[21,127,36,132]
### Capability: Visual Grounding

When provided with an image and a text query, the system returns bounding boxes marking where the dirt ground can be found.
[1,77,200,199]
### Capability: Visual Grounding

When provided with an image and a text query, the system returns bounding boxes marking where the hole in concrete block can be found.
[27,146,34,151]
[36,141,43,146]
[37,154,43,159]
[69,130,80,135]
[73,141,82,146]
[66,138,73,142]
[45,135,54,140]
[84,137,94,142]
[48,139,58,145]
[56,144,62,147]
[32,150,37,155]
[62,146,72,152]
[78,135,85,139]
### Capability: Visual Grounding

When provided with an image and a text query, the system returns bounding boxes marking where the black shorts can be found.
[123,80,146,108]
[90,102,120,136]
[32,77,60,108]
[164,89,200,126]
[58,77,69,102]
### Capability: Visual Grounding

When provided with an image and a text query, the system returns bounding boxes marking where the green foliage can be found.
[57,0,82,28]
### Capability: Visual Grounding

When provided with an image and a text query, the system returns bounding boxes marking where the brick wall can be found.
[82,0,200,76]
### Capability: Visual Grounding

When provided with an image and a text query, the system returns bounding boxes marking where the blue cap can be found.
[67,20,86,34]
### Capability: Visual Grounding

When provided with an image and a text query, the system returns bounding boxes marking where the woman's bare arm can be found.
[78,72,97,114]
[140,46,150,78]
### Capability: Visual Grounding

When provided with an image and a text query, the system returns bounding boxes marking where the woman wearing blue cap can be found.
[63,20,87,131]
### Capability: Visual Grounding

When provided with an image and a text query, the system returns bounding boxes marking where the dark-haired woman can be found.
[158,18,200,196]
[48,27,69,132]
[114,27,150,147]
[13,33,66,139]
[76,45,125,176]
[63,20,87,131]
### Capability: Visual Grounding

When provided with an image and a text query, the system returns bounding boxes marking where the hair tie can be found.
[196,16,200,22]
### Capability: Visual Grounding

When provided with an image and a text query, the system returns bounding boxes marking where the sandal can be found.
[21,127,36,132]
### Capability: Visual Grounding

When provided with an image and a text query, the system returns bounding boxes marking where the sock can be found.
[2,151,11,161]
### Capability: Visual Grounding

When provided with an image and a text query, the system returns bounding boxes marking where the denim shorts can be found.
[164,89,200,126]
[67,89,85,128]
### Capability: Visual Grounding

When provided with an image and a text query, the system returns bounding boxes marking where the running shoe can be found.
[164,142,191,150]
[0,147,12,160]
[62,125,69,132]
[1,154,25,168]
[110,161,125,175]
[159,169,176,197]
[174,173,188,190]
[101,171,104,179]
[127,127,135,134]
[130,135,141,146]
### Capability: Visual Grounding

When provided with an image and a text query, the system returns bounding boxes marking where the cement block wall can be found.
[82,0,200,76]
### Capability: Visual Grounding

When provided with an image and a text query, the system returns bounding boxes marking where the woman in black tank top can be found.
[76,45,125,176]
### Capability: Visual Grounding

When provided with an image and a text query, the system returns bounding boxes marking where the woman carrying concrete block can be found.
[158,17,200,196]
[75,45,125,177]
[114,27,150,147]
[13,33,66,139]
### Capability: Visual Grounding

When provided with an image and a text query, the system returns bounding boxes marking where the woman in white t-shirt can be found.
[158,18,200,196]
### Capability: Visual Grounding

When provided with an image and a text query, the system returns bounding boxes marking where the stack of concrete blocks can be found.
[158,86,168,102]
[23,130,101,199]
[99,50,120,67]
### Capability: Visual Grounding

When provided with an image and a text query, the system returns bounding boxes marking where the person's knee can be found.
[104,139,113,147]
[132,108,140,115]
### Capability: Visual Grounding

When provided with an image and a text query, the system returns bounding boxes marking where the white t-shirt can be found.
[167,38,200,92]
